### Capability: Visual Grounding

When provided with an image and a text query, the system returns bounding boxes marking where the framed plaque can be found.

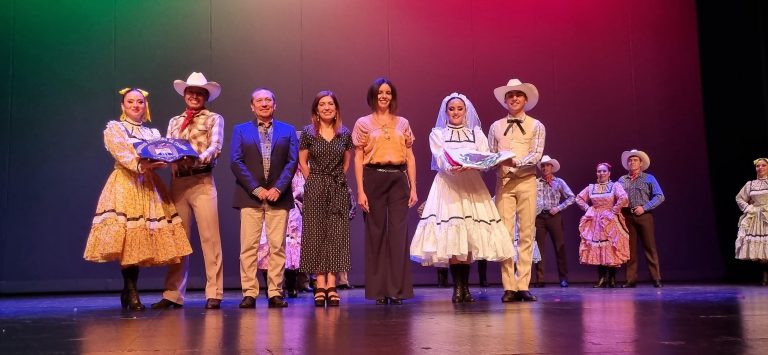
[133,138,199,163]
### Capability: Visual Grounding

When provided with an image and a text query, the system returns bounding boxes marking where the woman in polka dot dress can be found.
[298,90,354,307]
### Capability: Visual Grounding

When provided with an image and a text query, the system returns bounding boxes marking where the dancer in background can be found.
[575,163,630,288]
[735,158,768,285]
[617,149,665,288]
[532,155,575,288]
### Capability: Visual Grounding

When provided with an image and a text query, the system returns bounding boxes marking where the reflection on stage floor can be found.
[1,284,767,354]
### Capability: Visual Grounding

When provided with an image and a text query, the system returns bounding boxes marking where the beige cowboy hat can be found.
[493,78,539,111]
[173,72,222,101]
[621,149,651,171]
[537,155,560,173]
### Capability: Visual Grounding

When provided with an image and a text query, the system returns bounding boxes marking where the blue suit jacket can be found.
[230,119,298,210]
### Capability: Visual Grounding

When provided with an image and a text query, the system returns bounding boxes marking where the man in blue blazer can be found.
[231,88,298,308]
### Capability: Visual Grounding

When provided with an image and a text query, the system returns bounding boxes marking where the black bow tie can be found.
[504,118,525,136]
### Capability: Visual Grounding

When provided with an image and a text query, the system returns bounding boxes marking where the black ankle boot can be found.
[478,260,489,287]
[461,264,474,302]
[437,267,449,288]
[449,265,463,303]
[608,267,617,288]
[285,269,298,298]
[593,266,608,288]
[121,266,145,311]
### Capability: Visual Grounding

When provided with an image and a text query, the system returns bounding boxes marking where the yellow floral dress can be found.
[83,121,192,266]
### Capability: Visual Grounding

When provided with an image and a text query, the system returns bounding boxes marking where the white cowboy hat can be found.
[537,155,560,173]
[493,78,539,111]
[173,72,222,102]
[621,149,651,171]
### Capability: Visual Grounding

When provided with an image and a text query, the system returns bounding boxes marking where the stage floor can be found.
[1,284,767,354]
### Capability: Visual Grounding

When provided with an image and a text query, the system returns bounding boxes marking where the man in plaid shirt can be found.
[532,155,575,288]
[152,72,225,310]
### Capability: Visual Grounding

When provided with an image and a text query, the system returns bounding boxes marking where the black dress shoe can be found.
[560,280,569,288]
[652,279,663,288]
[621,282,637,288]
[515,290,538,302]
[239,296,256,309]
[205,298,221,309]
[388,297,403,305]
[375,297,388,305]
[287,288,299,298]
[501,290,517,303]
[268,296,289,308]
[337,283,355,290]
[151,298,183,309]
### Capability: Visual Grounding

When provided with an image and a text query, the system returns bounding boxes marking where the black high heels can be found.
[326,287,340,307]
[314,288,327,307]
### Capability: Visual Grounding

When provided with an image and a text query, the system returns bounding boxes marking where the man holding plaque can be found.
[152,72,225,310]
[488,79,546,302]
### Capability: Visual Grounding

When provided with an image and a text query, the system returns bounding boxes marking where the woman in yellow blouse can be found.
[352,78,418,305]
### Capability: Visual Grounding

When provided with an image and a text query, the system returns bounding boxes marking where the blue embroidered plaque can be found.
[133,138,199,163]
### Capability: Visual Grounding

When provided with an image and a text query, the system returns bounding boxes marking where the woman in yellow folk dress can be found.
[83,88,192,310]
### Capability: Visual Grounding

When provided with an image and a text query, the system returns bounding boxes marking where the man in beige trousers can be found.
[152,72,225,310]
[488,78,545,303]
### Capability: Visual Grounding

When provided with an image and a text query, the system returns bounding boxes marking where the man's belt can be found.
[174,166,213,178]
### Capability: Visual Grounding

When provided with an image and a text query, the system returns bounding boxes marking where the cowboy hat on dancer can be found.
[537,155,561,173]
[173,72,222,102]
[621,149,651,171]
[493,78,539,111]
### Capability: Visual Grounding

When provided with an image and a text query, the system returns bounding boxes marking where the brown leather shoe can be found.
[268,296,288,308]
[205,298,221,309]
[150,298,183,309]
[515,290,538,302]
[501,290,517,303]
[239,296,256,309]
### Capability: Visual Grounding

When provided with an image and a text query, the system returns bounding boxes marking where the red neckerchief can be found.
[630,172,641,181]
[179,108,203,132]
[544,175,555,187]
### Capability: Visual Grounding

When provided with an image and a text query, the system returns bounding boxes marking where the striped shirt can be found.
[252,120,275,196]
[536,176,575,212]
[617,172,665,211]
[257,120,274,179]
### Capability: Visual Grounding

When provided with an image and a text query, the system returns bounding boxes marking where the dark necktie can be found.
[504,118,525,136]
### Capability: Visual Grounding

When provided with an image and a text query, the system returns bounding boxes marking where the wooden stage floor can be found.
[1,284,767,354]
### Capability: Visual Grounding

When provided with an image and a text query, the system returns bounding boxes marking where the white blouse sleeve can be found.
[429,128,451,172]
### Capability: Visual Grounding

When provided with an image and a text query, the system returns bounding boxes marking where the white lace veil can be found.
[431,92,482,171]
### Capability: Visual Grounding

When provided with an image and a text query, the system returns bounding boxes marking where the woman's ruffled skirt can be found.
[578,208,629,266]
[410,171,516,266]
[84,168,192,267]
[736,209,768,261]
